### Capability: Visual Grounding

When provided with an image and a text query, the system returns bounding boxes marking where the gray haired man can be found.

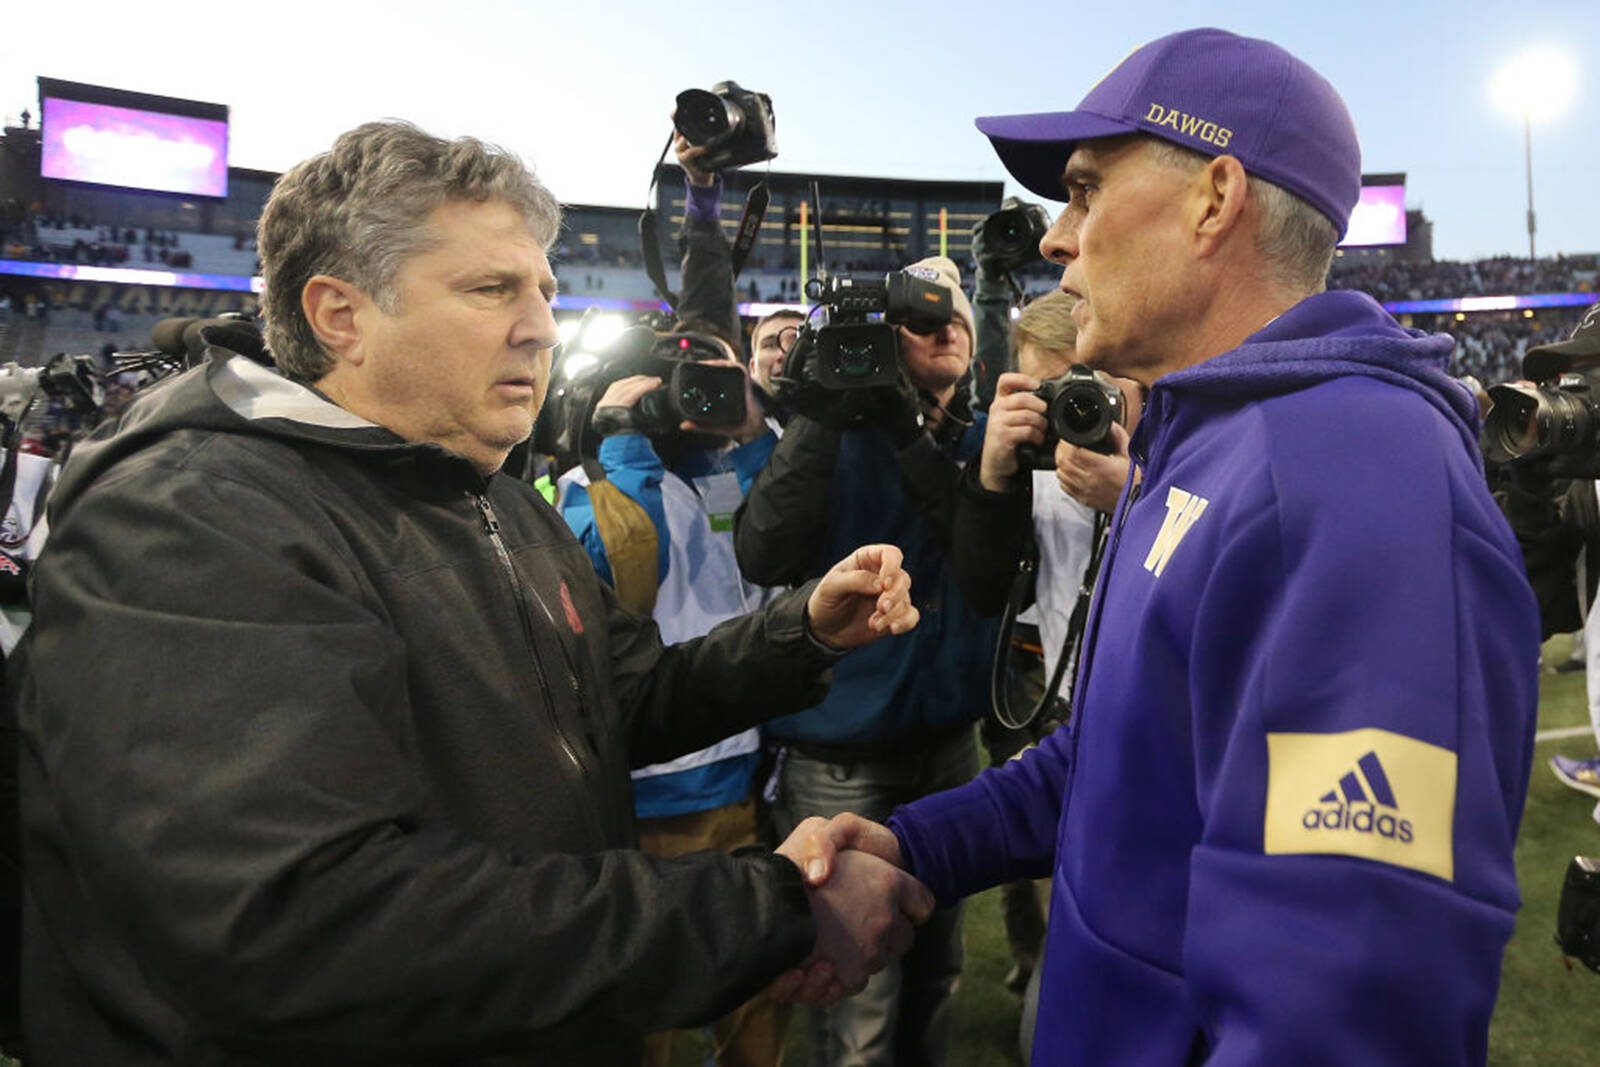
[11,121,932,1065]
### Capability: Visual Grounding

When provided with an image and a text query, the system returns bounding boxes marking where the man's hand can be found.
[769,819,932,1005]
[597,375,662,411]
[778,812,904,886]
[1054,421,1132,513]
[672,131,716,188]
[805,544,919,651]
[979,372,1047,492]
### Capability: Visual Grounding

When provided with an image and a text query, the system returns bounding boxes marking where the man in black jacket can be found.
[10,120,931,1066]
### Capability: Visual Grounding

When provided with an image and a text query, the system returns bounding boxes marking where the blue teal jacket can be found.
[561,431,777,817]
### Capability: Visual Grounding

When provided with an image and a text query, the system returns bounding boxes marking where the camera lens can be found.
[674,89,736,145]
[836,339,881,379]
[1058,391,1103,436]
[1484,383,1597,462]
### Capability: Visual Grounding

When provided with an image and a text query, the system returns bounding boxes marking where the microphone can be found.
[149,315,270,367]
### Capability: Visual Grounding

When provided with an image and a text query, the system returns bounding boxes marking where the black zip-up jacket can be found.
[10,351,829,1065]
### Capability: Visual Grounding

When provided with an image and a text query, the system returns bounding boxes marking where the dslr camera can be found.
[588,325,748,437]
[975,197,1051,276]
[674,80,777,172]
[1482,368,1600,478]
[1018,365,1126,469]
[1481,304,1600,477]
[774,271,953,407]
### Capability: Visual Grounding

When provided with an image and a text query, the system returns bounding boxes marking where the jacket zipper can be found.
[471,492,586,779]
[1062,397,1158,807]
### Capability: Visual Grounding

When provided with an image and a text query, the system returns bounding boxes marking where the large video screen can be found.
[1341,184,1407,248]
[41,96,228,197]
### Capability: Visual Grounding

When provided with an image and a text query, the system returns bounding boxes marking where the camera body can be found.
[674,81,777,172]
[1020,365,1126,469]
[1557,855,1600,973]
[774,272,953,407]
[976,197,1050,275]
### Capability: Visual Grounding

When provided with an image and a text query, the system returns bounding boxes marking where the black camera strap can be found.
[640,135,772,312]
[729,177,769,279]
[639,133,681,311]
[990,508,1110,733]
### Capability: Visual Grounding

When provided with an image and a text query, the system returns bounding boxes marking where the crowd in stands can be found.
[1328,253,1600,302]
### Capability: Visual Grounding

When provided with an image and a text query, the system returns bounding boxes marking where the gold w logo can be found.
[1143,486,1209,577]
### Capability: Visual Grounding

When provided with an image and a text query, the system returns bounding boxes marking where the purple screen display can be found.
[1341,184,1407,247]
[41,97,228,197]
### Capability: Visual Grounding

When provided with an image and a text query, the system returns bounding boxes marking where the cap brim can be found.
[1524,335,1600,382]
[975,111,1139,202]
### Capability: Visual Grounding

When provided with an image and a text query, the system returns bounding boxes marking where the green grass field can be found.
[668,636,1600,1066]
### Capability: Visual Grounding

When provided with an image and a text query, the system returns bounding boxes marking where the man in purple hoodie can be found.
[785,27,1541,1066]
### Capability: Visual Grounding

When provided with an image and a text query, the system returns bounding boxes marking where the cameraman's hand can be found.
[979,372,1047,492]
[864,378,925,449]
[678,359,768,444]
[805,543,919,651]
[596,375,662,412]
[672,131,716,188]
[1055,421,1132,513]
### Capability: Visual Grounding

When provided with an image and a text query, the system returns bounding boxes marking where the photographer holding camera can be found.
[733,255,995,1067]
[942,289,1141,1011]
[557,134,790,1067]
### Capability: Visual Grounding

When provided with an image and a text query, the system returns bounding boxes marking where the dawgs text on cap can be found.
[974,27,1361,237]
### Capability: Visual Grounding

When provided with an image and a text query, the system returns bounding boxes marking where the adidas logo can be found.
[1300,750,1415,844]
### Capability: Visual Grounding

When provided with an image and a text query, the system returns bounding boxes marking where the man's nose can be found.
[513,289,560,350]
[1041,209,1078,265]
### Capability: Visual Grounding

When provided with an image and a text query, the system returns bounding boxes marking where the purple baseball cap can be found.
[975,27,1362,236]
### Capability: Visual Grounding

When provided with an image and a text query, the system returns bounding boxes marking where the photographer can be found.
[733,256,995,1067]
[943,289,1140,1009]
[1489,306,1600,816]
[557,138,789,1067]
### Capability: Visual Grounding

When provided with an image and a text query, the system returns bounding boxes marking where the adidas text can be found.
[1302,802,1414,843]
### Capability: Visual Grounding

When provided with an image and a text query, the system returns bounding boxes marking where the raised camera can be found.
[674,81,777,172]
[977,197,1050,275]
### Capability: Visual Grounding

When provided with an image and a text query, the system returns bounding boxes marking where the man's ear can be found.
[1189,154,1251,257]
[301,275,368,366]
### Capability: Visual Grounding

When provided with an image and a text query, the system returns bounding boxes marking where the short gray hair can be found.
[257,120,562,380]
[1142,137,1338,295]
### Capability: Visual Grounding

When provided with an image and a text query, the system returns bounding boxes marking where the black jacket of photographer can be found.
[8,349,830,1065]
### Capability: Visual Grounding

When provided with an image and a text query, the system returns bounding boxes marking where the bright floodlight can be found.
[558,318,584,346]
[580,314,627,353]
[1491,49,1577,122]
[561,351,601,381]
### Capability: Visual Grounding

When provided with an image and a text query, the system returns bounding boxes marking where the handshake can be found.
[770,813,931,1005]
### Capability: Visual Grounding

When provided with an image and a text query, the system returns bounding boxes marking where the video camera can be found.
[1017,365,1127,469]
[673,80,777,172]
[572,324,748,440]
[773,271,953,413]
[975,197,1051,276]
[0,354,102,430]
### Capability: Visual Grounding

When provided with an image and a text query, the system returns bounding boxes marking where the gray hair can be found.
[1142,137,1338,295]
[257,120,562,380]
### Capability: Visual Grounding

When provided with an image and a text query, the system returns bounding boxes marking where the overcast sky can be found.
[4,0,1595,264]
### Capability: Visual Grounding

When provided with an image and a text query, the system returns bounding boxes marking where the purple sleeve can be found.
[684,177,724,225]
[887,727,1069,907]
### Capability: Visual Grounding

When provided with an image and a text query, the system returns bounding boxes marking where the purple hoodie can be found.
[890,290,1539,1066]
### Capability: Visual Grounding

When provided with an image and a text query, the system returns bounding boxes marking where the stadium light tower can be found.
[1491,49,1577,259]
